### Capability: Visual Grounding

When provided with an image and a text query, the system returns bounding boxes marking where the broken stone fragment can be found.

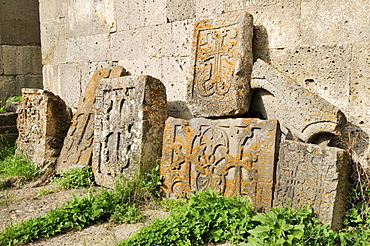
[187,11,254,117]
[274,140,349,230]
[16,89,71,167]
[92,75,167,189]
[160,117,280,211]
[250,59,346,144]
[56,66,127,172]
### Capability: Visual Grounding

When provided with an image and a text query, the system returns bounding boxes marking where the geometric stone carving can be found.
[250,59,346,144]
[56,66,127,172]
[93,75,167,189]
[16,89,71,167]
[160,117,280,211]
[273,140,349,230]
[187,12,254,118]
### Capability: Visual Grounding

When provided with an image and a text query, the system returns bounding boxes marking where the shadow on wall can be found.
[252,25,271,63]
[167,101,193,120]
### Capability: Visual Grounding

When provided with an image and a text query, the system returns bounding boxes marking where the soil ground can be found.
[0,184,233,246]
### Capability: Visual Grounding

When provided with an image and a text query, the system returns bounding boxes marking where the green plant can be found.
[119,190,254,246]
[0,96,22,111]
[54,166,94,189]
[0,154,40,188]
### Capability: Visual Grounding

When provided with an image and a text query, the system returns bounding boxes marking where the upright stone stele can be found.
[187,12,254,117]
[92,75,167,188]
[160,117,280,211]
[274,140,349,230]
[56,66,127,172]
[17,89,71,166]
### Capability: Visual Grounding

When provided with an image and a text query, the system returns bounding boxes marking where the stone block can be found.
[142,24,172,58]
[0,112,18,146]
[171,19,194,57]
[92,75,167,188]
[274,140,349,230]
[43,65,61,95]
[195,0,225,18]
[0,46,3,75]
[66,0,93,38]
[255,45,352,111]
[92,0,116,35]
[40,20,67,65]
[111,30,143,61]
[160,117,280,211]
[301,0,370,46]
[58,64,82,108]
[80,61,114,95]
[2,45,42,75]
[0,76,16,104]
[56,66,127,172]
[166,0,195,22]
[143,0,168,26]
[15,75,43,92]
[250,59,346,144]
[16,89,71,167]
[66,34,111,63]
[348,42,370,128]
[115,0,145,31]
[187,12,254,117]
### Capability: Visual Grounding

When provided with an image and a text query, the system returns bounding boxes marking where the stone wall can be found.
[0,0,43,103]
[39,0,370,163]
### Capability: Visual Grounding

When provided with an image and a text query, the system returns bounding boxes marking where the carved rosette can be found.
[160,117,280,210]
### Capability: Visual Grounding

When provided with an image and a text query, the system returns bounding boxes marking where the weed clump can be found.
[54,166,95,189]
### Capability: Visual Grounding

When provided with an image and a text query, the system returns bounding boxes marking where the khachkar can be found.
[274,140,349,230]
[92,75,167,188]
[160,117,280,211]
[17,89,71,167]
[56,66,127,172]
[187,12,254,117]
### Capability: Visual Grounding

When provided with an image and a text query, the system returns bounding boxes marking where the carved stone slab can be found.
[93,75,167,188]
[274,140,349,230]
[17,89,71,166]
[250,59,346,144]
[160,117,280,210]
[187,12,254,117]
[56,66,127,172]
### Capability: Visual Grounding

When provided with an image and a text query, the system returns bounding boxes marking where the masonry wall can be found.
[39,0,370,164]
[0,0,43,103]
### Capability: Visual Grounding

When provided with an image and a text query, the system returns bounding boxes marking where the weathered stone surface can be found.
[160,117,280,210]
[92,75,167,188]
[187,12,254,117]
[274,140,349,230]
[16,89,71,166]
[56,66,127,172]
[250,59,346,144]
[0,112,18,146]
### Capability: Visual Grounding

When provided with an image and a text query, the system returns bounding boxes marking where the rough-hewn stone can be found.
[92,75,167,188]
[187,12,254,117]
[274,140,349,230]
[16,89,71,166]
[56,66,127,172]
[160,117,280,211]
[250,59,346,144]
[0,112,18,146]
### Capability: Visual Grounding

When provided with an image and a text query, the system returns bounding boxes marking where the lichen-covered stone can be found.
[250,59,346,144]
[16,89,71,166]
[56,66,127,172]
[160,117,280,211]
[92,75,167,188]
[187,12,253,117]
[274,140,349,230]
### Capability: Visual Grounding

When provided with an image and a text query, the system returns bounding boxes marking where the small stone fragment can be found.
[16,89,71,167]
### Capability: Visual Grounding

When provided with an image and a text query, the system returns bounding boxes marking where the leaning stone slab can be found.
[56,66,127,172]
[92,75,167,188]
[16,89,71,167]
[250,59,346,144]
[187,12,254,117]
[160,117,280,211]
[273,140,349,230]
